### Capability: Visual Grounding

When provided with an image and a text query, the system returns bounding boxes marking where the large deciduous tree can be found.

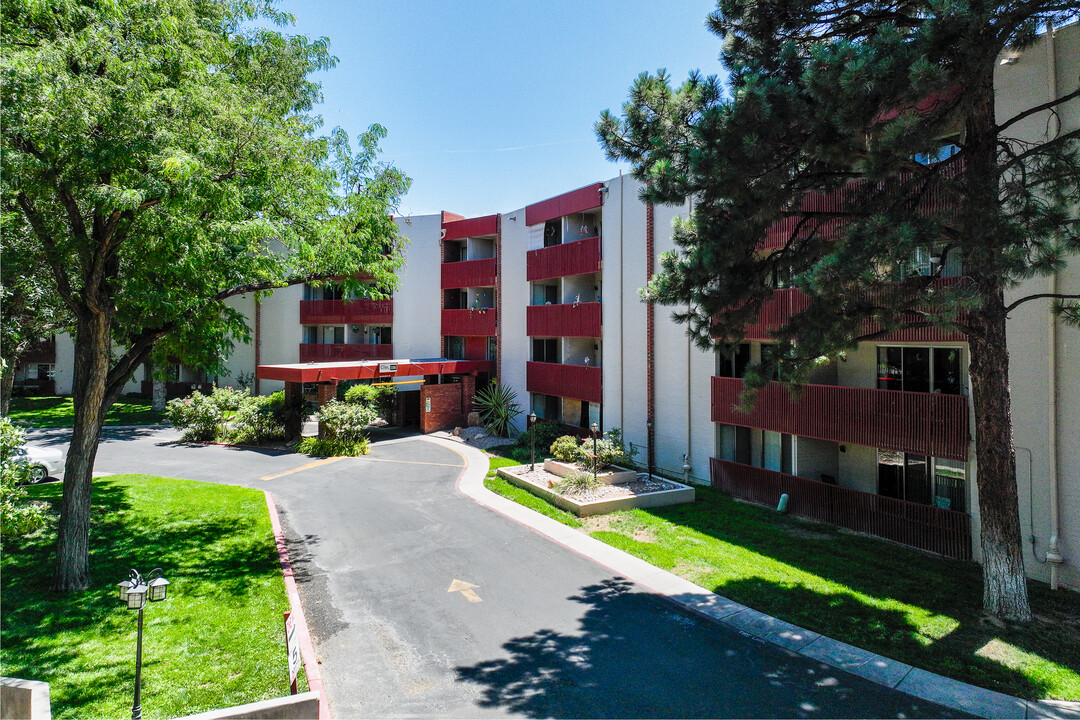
[598,4,1080,620]
[2,0,410,591]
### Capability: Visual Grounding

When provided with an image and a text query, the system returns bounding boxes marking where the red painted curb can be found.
[265,491,330,720]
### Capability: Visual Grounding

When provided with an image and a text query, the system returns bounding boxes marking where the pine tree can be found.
[597,3,1080,621]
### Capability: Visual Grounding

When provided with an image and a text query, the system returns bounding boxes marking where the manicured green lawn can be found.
[484,451,1080,701]
[1,475,306,718]
[484,455,582,529]
[8,395,166,427]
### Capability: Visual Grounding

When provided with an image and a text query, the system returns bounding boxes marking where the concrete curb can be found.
[265,492,329,720]
[425,436,1080,720]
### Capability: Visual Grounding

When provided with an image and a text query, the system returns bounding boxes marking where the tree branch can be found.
[996,85,1080,133]
[1000,127,1080,171]
[1005,293,1080,313]
[15,192,79,314]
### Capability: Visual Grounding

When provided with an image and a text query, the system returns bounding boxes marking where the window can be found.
[543,220,562,247]
[36,363,55,380]
[444,289,467,309]
[303,326,318,344]
[879,450,966,512]
[446,336,464,360]
[486,337,497,361]
[877,347,962,394]
[532,283,558,305]
[323,326,344,345]
[532,338,558,363]
[531,393,561,421]
[760,344,784,381]
[912,136,960,166]
[717,344,750,378]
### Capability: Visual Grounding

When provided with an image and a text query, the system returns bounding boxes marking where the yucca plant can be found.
[473,381,521,437]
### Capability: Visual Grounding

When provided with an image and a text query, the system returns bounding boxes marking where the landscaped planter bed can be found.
[542,458,637,485]
[498,463,696,516]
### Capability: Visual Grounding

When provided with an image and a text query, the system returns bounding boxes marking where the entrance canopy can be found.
[256,358,495,384]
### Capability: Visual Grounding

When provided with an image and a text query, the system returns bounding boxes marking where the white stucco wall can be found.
[499,207,530,436]
[394,215,444,360]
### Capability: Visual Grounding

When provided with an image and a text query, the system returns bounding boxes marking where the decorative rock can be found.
[453,427,462,436]
[467,411,481,426]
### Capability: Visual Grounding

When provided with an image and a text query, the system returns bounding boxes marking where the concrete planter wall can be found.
[543,458,637,485]
[499,465,696,517]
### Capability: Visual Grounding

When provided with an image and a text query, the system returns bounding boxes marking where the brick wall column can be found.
[461,374,477,413]
[646,202,656,476]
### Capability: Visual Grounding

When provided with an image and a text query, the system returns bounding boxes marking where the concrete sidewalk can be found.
[427,436,1080,720]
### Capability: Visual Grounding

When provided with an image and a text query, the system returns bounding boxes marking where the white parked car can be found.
[12,445,66,484]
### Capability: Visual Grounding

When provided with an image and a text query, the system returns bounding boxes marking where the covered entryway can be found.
[256,358,494,438]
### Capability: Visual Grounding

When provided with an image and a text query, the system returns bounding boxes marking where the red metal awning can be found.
[257,358,495,384]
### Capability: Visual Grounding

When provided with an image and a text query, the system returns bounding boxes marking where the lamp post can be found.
[590,422,600,483]
[646,418,654,479]
[118,568,169,720]
[528,412,537,472]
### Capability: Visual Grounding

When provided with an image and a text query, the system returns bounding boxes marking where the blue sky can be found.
[276,0,725,218]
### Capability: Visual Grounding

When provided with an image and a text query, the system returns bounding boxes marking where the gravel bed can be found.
[504,466,682,502]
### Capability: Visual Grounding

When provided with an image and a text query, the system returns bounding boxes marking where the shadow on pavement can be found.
[454,577,969,719]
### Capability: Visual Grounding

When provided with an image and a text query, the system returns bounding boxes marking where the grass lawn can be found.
[1,475,306,719]
[484,448,1080,701]
[9,395,166,428]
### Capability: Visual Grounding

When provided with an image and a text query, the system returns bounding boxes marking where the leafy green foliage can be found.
[343,383,397,420]
[227,392,286,445]
[1,0,411,588]
[473,381,522,437]
[296,436,369,457]
[315,399,376,443]
[165,391,223,442]
[0,417,46,537]
[552,470,603,497]
[515,419,565,453]
[549,435,584,463]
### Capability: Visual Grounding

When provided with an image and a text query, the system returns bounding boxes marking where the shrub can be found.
[516,419,564,452]
[552,470,602,497]
[165,391,223,441]
[549,435,583,463]
[209,385,248,413]
[0,418,47,537]
[228,393,285,445]
[473,381,521,437]
[579,428,636,470]
[316,400,376,443]
[297,436,370,457]
[343,383,397,420]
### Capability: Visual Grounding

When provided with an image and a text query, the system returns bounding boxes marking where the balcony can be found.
[526,361,601,404]
[442,258,497,289]
[300,299,393,326]
[21,338,57,364]
[442,308,497,337]
[298,343,393,362]
[527,302,601,337]
[710,458,971,559]
[737,279,968,343]
[711,376,968,460]
[526,236,601,281]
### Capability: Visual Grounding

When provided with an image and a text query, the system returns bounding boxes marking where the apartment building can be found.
[43,25,1077,589]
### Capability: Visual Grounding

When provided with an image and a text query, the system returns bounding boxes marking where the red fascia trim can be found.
[257,360,495,384]
[525,183,604,226]
[873,84,962,124]
[441,211,465,224]
[443,214,498,241]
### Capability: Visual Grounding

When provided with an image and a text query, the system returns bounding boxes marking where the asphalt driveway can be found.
[31,426,966,718]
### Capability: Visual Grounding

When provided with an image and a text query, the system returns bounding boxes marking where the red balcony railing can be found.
[441,258,497,289]
[736,279,968,343]
[527,302,601,337]
[300,299,393,325]
[21,338,57,364]
[298,344,393,362]
[526,236,601,281]
[710,458,971,559]
[711,376,968,460]
[442,308,497,337]
[526,361,601,404]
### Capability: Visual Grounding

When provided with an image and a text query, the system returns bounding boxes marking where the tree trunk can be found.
[0,360,14,416]
[152,377,166,412]
[968,293,1032,622]
[962,63,1031,622]
[53,312,111,592]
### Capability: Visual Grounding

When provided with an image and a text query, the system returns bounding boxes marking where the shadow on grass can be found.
[635,486,1079,700]
[454,577,968,719]
[1,477,283,714]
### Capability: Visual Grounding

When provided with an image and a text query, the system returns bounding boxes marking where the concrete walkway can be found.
[427,436,1080,720]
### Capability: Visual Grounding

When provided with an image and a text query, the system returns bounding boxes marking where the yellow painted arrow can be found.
[447,579,482,603]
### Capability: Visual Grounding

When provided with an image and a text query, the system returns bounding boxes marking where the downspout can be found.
[684,195,694,483]
[1044,23,1064,588]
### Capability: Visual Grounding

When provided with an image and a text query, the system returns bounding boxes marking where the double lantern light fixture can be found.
[117,568,170,720]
